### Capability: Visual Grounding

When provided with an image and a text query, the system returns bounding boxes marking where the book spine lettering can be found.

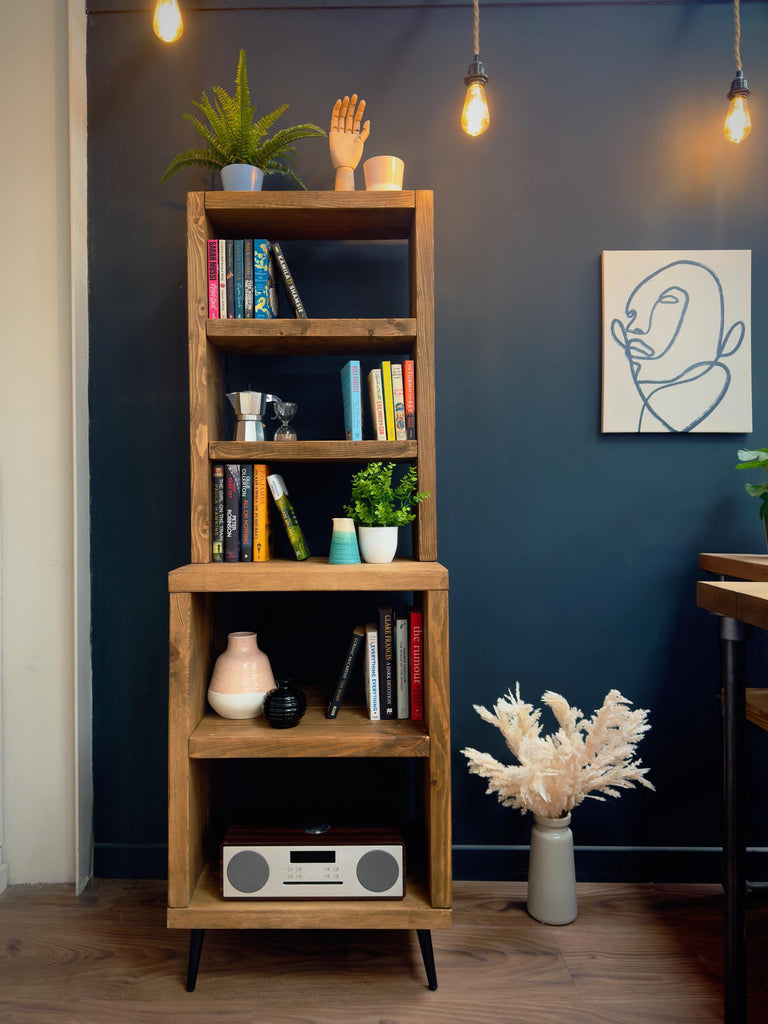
[240,464,253,561]
[409,608,424,721]
[252,463,273,561]
[253,240,277,319]
[244,238,254,318]
[218,239,226,318]
[367,368,387,441]
[225,239,234,318]
[234,239,244,318]
[378,605,395,719]
[403,359,416,439]
[341,360,363,441]
[267,474,310,560]
[224,463,241,562]
[272,242,308,318]
[395,615,409,719]
[207,239,219,318]
[212,464,224,562]
[364,623,380,721]
[326,626,365,718]
[391,362,407,441]
[381,361,396,440]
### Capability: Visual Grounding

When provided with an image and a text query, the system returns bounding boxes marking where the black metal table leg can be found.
[416,929,438,990]
[186,928,205,992]
[719,615,749,1024]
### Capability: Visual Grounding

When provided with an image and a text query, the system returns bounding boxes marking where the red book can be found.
[207,239,219,318]
[403,360,416,440]
[409,607,423,721]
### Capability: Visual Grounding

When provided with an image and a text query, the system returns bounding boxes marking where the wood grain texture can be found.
[746,688,768,732]
[699,552,768,580]
[188,707,430,758]
[209,440,417,462]
[168,558,449,593]
[2,880,767,1022]
[207,317,416,355]
[411,191,436,561]
[422,589,451,909]
[697,580,768,631]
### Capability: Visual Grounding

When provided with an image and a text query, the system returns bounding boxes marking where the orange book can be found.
[403,360,416,440]
[252,463,273,561]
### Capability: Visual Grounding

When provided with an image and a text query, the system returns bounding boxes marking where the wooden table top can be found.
[699,552,768,580]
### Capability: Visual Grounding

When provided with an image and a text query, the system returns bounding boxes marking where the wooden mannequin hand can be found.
[329,94,370,190]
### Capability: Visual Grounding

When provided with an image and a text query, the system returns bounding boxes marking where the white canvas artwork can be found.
[601,250,751,433]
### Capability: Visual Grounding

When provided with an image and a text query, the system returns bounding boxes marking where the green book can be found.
[266,473,310,561]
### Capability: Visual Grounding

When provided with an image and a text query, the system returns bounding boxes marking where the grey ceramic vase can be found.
[526,812,577,925]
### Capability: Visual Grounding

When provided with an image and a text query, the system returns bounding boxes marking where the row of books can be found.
[212,464,309,562]
[326,608,424,722]
[341,359,416,441]
[206,239,306,319]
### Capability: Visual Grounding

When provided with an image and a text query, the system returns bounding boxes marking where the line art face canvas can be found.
[601,250,751,433]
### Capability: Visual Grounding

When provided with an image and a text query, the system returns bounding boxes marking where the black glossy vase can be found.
[263,679,307,729]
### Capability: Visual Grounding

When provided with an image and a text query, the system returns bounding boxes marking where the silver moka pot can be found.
[226,391,281,441]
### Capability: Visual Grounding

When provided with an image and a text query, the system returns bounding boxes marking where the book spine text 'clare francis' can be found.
[267,473,310,560]
[326,625,365,718]
[364,623,380,721]
[212,464,224,561]
[224,463,241,562]
[377,604,395,719]
[272,242,308,318]
[207,239,219,318]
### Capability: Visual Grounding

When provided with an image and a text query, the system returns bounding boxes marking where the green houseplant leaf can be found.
[161,49,325,187]
[736,447,768,522]
[344,462,430,528]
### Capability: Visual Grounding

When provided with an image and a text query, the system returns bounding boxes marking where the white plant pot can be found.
[526,813,577,925]
[357,526,398,564]
[220,164,264,191]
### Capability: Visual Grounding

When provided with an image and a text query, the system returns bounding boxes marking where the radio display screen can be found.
[290,850,336,863]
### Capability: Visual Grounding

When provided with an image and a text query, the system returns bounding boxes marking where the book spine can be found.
[364,623,381,721]
[326,626,365,718]
[391,362,407,441]
[224,463,241,562]
[240,464,253,562]
[380,361,396,440]
[272,242,308,318]
[395,615,409,719]
[377,605,395,719]
[218,239,226,317]
[341,360,363,441]
[253,239,277,319]
[225,239,234,318]
[267,473,310,560]
[243,238,254,318]
[252,463,273,562]
[409,608,424,721]
[403,359,416,440]
[212,464,224,562]
[207,239,219,318]
[367,368,387,441]
[234,239,244,318]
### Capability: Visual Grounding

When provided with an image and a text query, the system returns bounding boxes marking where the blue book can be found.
[253,239,277,319]
[234,239,244,318]
[341,360,363,440]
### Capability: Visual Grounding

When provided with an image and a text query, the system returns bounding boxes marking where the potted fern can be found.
[343,461,430,564]
[161,49,325,190]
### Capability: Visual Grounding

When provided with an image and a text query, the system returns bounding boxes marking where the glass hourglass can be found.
[273,400,298,441]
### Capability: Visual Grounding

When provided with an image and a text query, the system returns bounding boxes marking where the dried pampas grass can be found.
[461,685,654,819]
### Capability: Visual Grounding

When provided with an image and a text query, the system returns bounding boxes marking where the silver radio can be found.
[221,824,405,899]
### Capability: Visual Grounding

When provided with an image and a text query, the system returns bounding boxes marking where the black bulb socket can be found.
[727,70,750,100]
[464,55,488,87]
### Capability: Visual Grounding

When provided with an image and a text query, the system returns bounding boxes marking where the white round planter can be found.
[220,164,264,191]
[357,526,398,564]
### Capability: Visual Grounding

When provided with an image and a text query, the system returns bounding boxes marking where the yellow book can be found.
[381,361,396,440]
[252,464,274,561]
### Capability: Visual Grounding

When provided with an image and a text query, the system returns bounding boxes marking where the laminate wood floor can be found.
[1,880,766,1023]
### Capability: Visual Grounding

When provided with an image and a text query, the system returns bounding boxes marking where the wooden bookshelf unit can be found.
[168,191,450,991]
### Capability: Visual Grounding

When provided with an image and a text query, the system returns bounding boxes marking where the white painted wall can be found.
[0,0,84,884]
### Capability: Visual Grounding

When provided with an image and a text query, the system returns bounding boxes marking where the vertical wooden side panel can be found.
[422,589,451,908]
[410,191,437,561]
[168,592,212,907]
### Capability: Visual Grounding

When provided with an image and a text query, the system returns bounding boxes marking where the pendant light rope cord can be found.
[473,0,480,56]
[734,0,742,71]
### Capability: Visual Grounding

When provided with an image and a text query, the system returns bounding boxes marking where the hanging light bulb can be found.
[153,0,183,43]
[461,0,489,137]
[723,0,751,143]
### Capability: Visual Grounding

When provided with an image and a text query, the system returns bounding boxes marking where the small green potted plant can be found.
[735,446,768,547]
[161,49,325,190]
[344,461,430,563]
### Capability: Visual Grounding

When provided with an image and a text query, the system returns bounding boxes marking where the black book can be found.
[326,626,366,719]
[377,605,395,719]
[240,464,253,562]
[212,464,224,562]
[272,242,308,318]
[224,463,240,562]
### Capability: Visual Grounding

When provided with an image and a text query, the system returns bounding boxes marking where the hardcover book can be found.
[326,625,365,718]
[267,473,310,560]
[225,238,235,318]
[218,239,226,319]
[403,359,416,439]
[364,623,381,721]
[212,464,224,562]
[341,360,363,441]
[244,238,254,318]
[377,605,395,719]
[253,240,278,319]
[252,463,273,562]
[367,368,387,441]
[240,463,253,562]
[395,614,409,719]
[380,361,396,440]
[234,239,245,318]
[224,462,241,562]
[272,242,308,318]
[207,239,219,318]
[409,607,424,721]
[391,362,407,441]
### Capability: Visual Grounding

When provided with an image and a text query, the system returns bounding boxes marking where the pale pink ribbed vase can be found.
[207,631,275,719]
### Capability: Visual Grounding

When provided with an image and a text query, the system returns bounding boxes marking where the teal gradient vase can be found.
[328,517,361,565]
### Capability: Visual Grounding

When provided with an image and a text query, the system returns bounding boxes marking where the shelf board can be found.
[209,440,417,462]
[189,707,429,759]
[699,552,768,581]
[747,689,768,733]
[207,318,417,355]
[204,190,418,240]
[167,863,452,930]
[697,580,768,632]
[169,557,449,593]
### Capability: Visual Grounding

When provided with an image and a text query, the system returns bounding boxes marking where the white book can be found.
[367,369,387,441]
[364,622,380,721]
[395,615,409,719]
[391,363,407,441]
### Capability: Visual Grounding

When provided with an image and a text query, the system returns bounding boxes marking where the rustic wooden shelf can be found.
[209,440,417,462]
[206,317,416,356]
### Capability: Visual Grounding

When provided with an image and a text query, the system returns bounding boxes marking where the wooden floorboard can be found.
[0,880,766,1023]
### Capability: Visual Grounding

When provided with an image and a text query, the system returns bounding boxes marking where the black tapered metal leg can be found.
[416,929,438,990]
[186,929,205,992]
[719,616,749,1024]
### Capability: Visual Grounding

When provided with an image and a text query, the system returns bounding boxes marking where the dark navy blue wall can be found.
[87,0,768,879]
